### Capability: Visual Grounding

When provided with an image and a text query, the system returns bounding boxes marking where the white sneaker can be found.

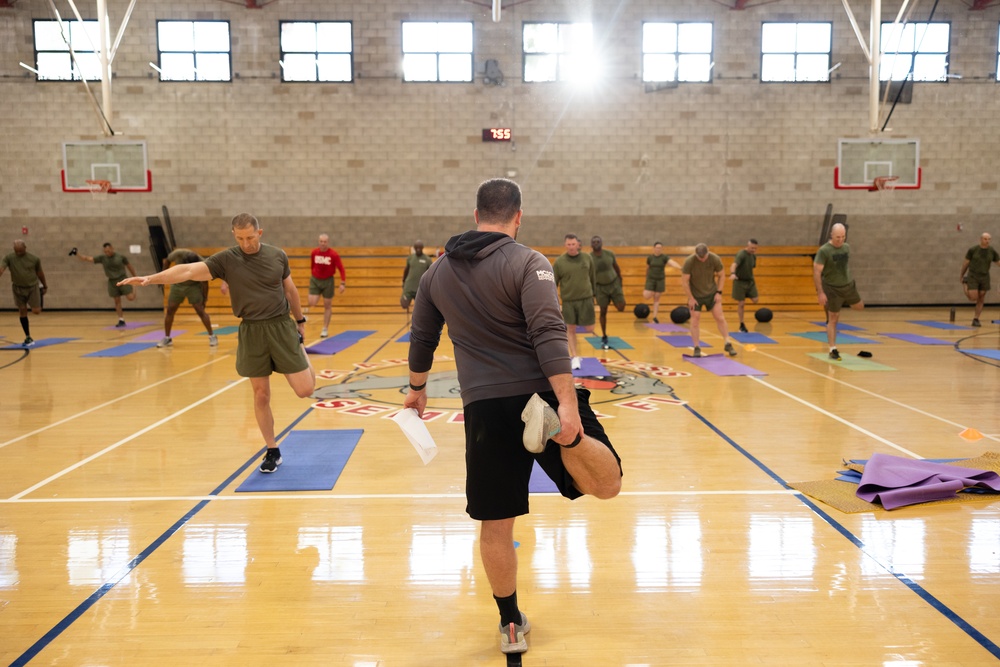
[570,356,582,370]
[520,394,561,454]
[156,336,172,348]
[208,335,218,347]
[320,328,328,338]
[499,612,531,654]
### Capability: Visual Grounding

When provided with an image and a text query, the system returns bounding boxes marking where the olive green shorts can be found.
[236,315,310,378]
[107,279,133,298]
[562,297,596,326]
[822,281,862,313]
[168,282,205,306]
[644,277,665,293]
[309,276,335,298]
[731,279,758,301]
[595,280,625,309]
[965,273,991,293]
[12,283,41,309]
[691,293,719,312]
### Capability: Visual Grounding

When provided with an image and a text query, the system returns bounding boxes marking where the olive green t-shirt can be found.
[403,253,433,294]
[733,249,757,281]
[93,252,130,281]
[166,248,203,288]
[965,245,1000,276]
[591,249,619,285]
[815,242,852,287]
[204,244,291,320]
[646,254,670,281]
[682,252,724,298]
[1,252,42,287]
[552,252,596,301]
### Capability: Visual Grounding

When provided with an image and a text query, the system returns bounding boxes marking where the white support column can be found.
[869,0,881,133]
[96,0,112,132]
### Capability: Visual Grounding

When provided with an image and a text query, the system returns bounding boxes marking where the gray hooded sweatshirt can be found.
[408,230,571,406]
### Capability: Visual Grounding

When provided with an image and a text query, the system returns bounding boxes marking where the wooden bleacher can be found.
[188,245,819,316]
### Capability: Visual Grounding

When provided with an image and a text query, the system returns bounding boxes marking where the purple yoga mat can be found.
[658,335,710,348]
[104,321,154,330]
[528,460,558,493]
[133,329,185,342]
[879,333,952,346]
[572,357,610,377]
[646,322,688,333]
[683,355,767,376]
[856,453,1000,510]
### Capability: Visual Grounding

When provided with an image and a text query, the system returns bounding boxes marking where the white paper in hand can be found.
[391,408,438,465]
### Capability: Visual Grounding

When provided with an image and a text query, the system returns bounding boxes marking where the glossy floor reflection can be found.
[1,309,999,665]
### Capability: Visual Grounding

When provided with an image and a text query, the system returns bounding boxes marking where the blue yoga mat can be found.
[572,357,610,377]
[235,429,363,492]
[584,336,632,350]
[965,349,1000,360]
[731,332,777,344]
[1,337,78,350]
[305,330,375,355]
[83,342,158,357]
[103,321,154,330]
[811,321,864,331]
[879,333,952,346]
[134,329,185,342]
[907,320,971,330]
[396,332,410,343]
[528,460,558,493]
[792,331,880,345]
[646,322,687,333]
[658,335,711,349]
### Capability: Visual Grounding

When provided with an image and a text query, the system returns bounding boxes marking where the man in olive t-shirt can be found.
[118,214,315,474]
[552,234,596,368]
[681,243,736,358]
[960,232,1000,327]
[401,240,433,312]
[76,243,137,326]
[644,242,682,323]
[813,223,864,360]
[729,239,759,333]
[157,248,217,348]
[590,236,625,348]
[0,240,48,346]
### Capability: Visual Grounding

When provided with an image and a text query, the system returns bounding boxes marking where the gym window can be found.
[760,22,832,82]
[32,19,102,81]
[879,22,949,82]
[401,22,473,82]
[280,22,353,82]
[642,22,713,83]
[523,22,596,83]
[156,20,232,82]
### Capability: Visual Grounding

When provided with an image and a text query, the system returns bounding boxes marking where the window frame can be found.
[641,21,714,84]
[279,20,355,83]
[400,20,474,83]
[32,18,103,82]
[155,19,233,83]
[522,21,595,83]
[878,21,950,83]
[759,21,833,84]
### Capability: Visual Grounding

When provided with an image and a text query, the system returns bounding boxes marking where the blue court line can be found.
[10,408,314,667]
[680,400,1000,660]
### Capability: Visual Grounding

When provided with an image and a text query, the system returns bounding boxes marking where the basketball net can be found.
[872,175,898,199]
[85,179,113,200]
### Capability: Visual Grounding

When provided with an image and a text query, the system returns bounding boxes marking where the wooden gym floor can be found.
[2,306,1000,666]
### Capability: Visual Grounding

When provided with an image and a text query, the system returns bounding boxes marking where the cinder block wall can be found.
[1,0,998,310]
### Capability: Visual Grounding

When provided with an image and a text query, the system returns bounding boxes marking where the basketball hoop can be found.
[871,175,899,194]
[85,179,113,200]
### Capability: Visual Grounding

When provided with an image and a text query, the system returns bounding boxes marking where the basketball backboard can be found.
[61,140,152,193]
[834,138,920,190]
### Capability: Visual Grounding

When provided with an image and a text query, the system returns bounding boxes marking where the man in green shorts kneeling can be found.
[119,214,315,473]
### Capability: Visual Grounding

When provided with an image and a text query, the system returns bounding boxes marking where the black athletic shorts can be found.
[462,387,622,521]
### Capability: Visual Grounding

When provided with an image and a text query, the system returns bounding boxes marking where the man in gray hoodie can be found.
[404,178,622,657]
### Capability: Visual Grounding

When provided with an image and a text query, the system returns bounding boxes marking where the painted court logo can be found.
[311,356,689,422]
